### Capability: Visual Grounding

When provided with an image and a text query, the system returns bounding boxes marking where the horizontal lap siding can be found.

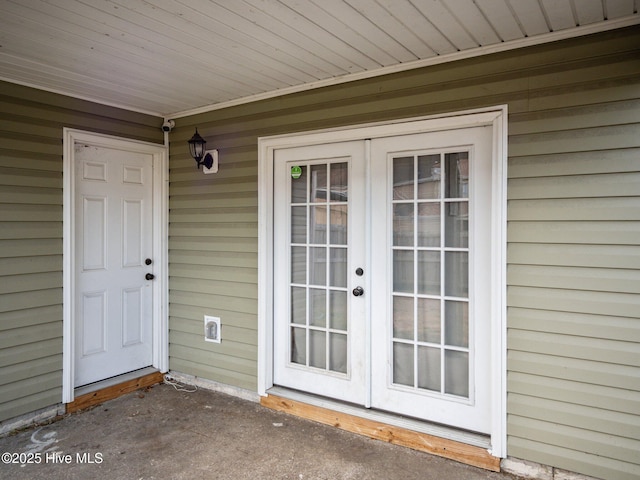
[505,27,640,479]
[169,145,259,390]
[169,26,640,479]
[0,82,162,423]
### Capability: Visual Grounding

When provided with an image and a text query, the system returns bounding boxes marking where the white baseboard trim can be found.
[0,404,66,437]
[554,469,603,480]
[502,457,603,480]
[166,371,260,403]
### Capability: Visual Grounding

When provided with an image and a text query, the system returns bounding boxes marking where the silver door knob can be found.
[352,286,364,296]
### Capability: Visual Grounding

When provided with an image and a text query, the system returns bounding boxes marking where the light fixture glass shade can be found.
[188,128,206,166]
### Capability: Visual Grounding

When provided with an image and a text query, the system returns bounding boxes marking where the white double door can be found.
[274,126,493,434]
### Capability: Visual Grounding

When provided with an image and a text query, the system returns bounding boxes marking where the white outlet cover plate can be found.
[204,315,221,343]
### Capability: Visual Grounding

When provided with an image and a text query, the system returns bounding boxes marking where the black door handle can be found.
[145,273,155,280]
[352,286,364,297]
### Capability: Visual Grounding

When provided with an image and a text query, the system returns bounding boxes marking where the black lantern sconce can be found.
[187,128,218,172]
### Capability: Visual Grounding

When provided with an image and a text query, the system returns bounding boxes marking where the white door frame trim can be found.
[257,106,507,457]
[62,128,169,403]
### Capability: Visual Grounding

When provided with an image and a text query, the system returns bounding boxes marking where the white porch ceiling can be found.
[0,0,638,117]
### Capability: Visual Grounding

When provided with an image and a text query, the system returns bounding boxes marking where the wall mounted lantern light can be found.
[188,128,208,168]
[188,128,219,173]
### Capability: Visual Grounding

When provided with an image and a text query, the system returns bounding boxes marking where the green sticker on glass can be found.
[291,165,302,179]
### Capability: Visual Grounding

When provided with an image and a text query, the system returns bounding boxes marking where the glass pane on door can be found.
[289,161,350,375]
[391,151,470,398]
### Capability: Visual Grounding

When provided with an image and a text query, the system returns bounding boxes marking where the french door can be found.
[273,125,493,434]
[273,141,367,403]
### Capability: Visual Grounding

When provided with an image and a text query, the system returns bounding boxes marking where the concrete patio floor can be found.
[0,382,521,480]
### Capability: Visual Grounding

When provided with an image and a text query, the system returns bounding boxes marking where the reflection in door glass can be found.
[309,205,328,244]
[291,246,306,284]
[329,247,347,288]
[309,246,327,285]
[444,152,469,251]
[329,291,347,330]
[391,150,471,399]
[445,251,468,298]
[418,250,440,295]
[417,154,441,199]
[393,157,414,200]
[445,202,468,248]
[393,250,414,293]
[393,343,414,387]
[418,346,441,391]
[330,162,348,202]
[417,203,440,247]
[445,350,469,397]
[289,161,350,375]
[417,298,440,343]
[393,296,413,340]
[445,153,468,199]
[309,330,326,368]
[310,164,327,202]
[290,287,306,325]
[330,205,348,245]
[329,333,347,373]
[445,300,468,348]
[309,288,326,327]
[291,206,307,243]
[291,327,306,364]
[393,203,414,246]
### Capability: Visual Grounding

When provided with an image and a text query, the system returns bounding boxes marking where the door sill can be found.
[67,367,163,413]
[262,387,499,472]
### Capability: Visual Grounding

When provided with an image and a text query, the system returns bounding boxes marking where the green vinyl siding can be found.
[0,81,163,423]
[505,28,640,480]
[168,148,259,391]
[507,84,640,480]
[169,26,640,479]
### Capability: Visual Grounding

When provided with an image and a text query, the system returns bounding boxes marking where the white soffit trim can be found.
[168,16,639,119]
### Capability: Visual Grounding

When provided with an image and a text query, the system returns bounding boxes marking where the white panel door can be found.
[273,141,367,404]
[74,144,154,387]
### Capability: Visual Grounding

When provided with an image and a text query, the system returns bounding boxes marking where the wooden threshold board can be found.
[66,371,165,414]
[261,394,500,472]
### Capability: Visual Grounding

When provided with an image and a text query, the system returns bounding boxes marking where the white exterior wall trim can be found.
[257,105,508,457]
[502,457,605,480]
[62,128,169,403]
[0,404,66,437]
[167,371,260,403]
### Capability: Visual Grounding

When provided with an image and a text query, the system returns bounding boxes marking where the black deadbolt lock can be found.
[145,258,152,265]
[356,267,364,276]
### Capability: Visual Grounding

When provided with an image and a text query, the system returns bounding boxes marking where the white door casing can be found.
[259,108,507,456]
[63,129,168,401]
